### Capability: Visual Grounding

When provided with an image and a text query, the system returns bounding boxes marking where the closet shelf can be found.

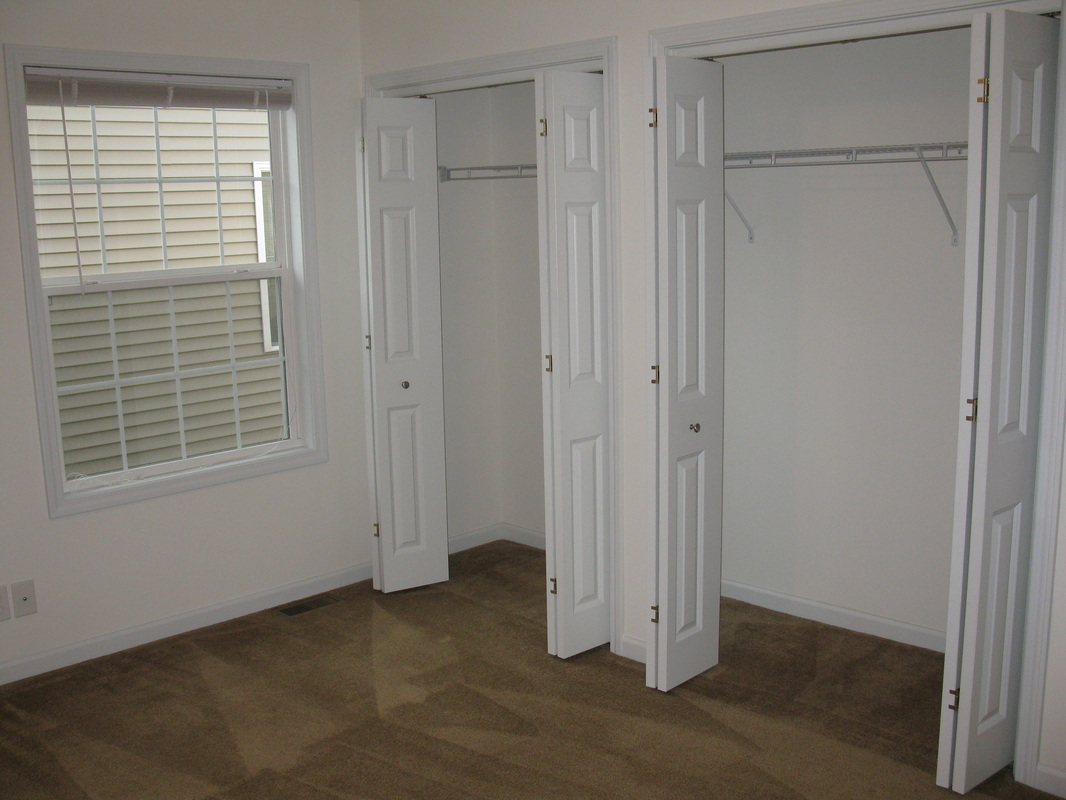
[439,164,537,182]
[724,141,967,169]
[725,141,967,246]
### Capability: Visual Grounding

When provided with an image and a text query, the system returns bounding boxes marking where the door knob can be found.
[401,380,410,389]
[689,423,701,433]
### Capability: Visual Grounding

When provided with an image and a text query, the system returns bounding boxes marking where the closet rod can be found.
[439,164,537,182]
[724,141,967,169]
[724,141,967,246]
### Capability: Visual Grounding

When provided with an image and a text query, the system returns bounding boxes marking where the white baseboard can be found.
[616,634,648,664]
[0,563,371,688]
[1030,763,1066,798]
[450,523,546,553]
[723,579,947,652]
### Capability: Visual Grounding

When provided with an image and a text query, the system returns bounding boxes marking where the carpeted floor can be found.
[0,540,1058,799]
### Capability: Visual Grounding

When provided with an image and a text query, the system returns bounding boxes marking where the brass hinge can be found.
[977,77,990,104]
[948,687,960,711]
[365,334,372,351]
[373,523,380,538]
[651,605,660,623]
[651,364,660,384]
[539,118,548,137]
[549,577,558,594]
[648,107,658,128]
[360,136,366,153]
[545,354,553,373]
[966,397,978,422]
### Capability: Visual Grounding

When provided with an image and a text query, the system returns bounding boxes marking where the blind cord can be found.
[57,79,87,295]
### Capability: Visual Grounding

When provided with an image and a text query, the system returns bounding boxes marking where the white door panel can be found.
[364,98,449,593]
[538,71,612,658]
[939,10,1058,793]
[651,56,725,692]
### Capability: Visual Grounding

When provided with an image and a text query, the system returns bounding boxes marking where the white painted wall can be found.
[0,0,369,679]
[720,29,970,635]
[435,83,544,540]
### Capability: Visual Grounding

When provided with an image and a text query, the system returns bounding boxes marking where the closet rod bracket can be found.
[914,146,959,246]
[724,190,754,244]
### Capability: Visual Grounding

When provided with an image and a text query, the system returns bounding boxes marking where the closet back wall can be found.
[720,28,971,640]
[435,83,545,543]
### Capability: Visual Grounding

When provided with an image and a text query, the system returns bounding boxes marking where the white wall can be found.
[435,83,543,539]
[0,0,368,680]
[720,29,970,635]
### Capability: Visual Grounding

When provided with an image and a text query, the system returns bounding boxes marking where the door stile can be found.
[938,11,992,788]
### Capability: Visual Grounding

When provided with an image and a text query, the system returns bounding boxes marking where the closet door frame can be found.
[647,0,1063,789]
[362,39,624,652]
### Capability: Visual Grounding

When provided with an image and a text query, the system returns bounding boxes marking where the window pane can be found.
[27,104,274,277]
[49,278,288,479]
[96,107,158,181]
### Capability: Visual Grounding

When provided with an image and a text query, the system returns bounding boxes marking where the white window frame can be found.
[253,160,280,353]
[5,45,328,517]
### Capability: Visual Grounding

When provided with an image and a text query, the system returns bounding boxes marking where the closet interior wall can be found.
[719,28,971,640]
[434,83,545,542]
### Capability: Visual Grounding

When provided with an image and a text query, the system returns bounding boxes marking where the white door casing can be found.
[938,10,1059,793]
[364,98,450,593]
[537,70,612,658]
[649,56,726,692]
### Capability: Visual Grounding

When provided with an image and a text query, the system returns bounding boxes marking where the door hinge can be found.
[651,605,660,623]
[651,364,660,384]
[948,687,960,711]
[539,118,548,137]
[648,107,658,128]
[545,354,553,373]
[977,77,990,104]
[360,136,366,153]
[966,397,978,422]
[549,577,558,594]
[373,523,380,538]
[365,334,372,351]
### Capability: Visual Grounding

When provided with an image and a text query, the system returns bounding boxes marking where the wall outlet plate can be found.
[12,579,37,617]
[0,585,10,622]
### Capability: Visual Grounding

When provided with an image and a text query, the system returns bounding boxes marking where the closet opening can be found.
[430,81,547,564]
[649,5,1059,793]
[362,41,618,662]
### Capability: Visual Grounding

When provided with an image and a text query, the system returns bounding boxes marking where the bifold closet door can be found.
[363,97,449,593]
[647,55,725,692]
[937,10,1058,793]
[537,70,612,659]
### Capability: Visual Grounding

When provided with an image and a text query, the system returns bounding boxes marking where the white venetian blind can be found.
[24,68,289,481]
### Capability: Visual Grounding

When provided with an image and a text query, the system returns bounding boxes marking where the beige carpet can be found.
[0,541,1057,799]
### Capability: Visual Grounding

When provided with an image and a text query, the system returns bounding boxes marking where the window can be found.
[7,48,326,516]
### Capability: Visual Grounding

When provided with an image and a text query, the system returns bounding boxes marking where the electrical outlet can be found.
[0,585,10,622]
[12,580,37,618]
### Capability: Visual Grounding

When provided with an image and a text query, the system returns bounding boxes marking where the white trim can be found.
[449,523,547,554]
[1032,764,1066,796]
[364,38,624,656]
[4,45,328,518]
[1015,16,1066,790]
[651,0,1060,58]
[723,580,947,652]
[0,564,370,688]
[619,635,648,664]
[365,40,609,97]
